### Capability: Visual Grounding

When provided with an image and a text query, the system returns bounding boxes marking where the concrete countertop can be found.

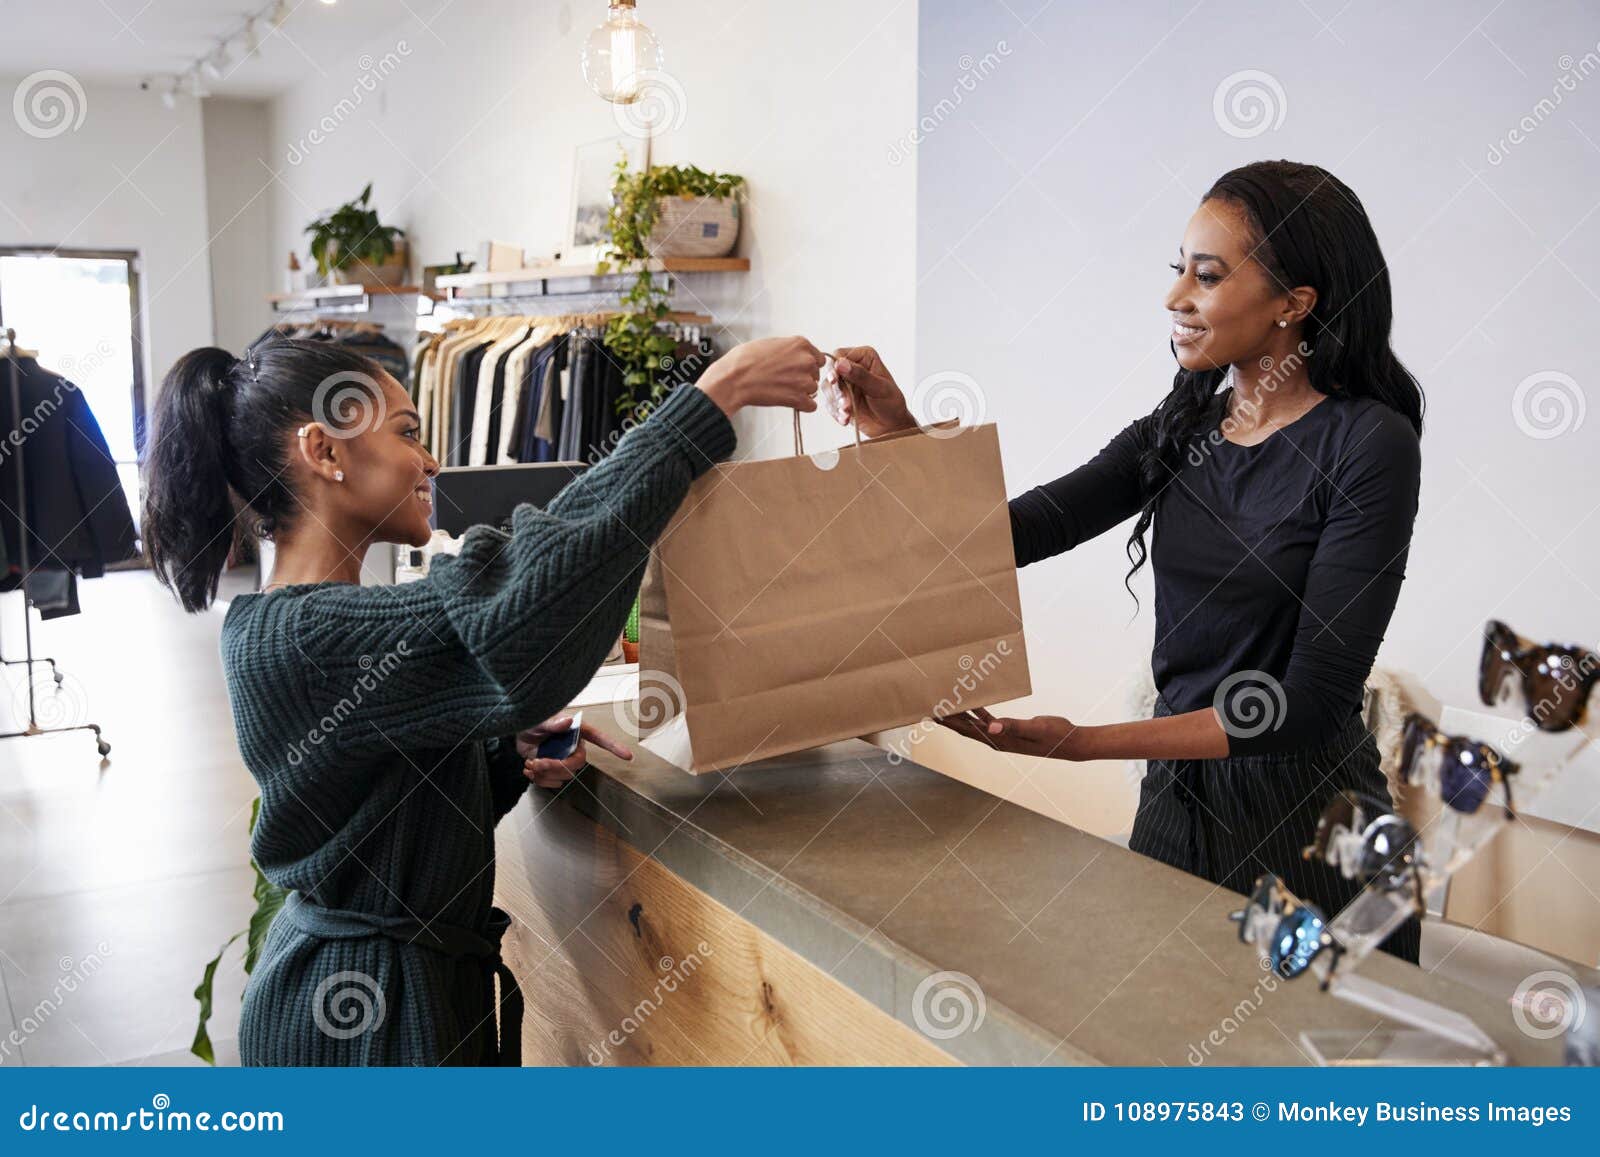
[557,732,1562,1066]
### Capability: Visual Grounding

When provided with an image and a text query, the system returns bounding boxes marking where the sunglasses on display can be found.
[1302,790,1425,912]
[1399,712,1519,820]
[1230,873,1344,986]
[1479,619,1599,733]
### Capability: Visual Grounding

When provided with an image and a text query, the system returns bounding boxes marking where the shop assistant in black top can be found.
[1008,384,1421,758]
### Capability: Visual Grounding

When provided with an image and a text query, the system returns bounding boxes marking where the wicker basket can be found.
[646,195,740,258]
[332,240,410,288]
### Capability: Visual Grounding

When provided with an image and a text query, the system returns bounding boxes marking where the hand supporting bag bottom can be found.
[640,418,1030,773]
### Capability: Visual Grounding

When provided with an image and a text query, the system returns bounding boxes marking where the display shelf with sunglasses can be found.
[1303,790,1425,960]
[1473,618,1600,834]
[1399,709,1530,882]
[1232,866,1508,1066]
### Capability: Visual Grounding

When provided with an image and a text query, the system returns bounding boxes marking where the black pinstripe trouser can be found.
[1130,693,1422,965]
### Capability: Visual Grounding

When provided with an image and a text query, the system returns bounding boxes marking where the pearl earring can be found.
[334,470,345,482]
[1277,320,1288,328]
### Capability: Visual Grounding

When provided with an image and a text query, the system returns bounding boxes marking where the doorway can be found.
[0,248,146,529]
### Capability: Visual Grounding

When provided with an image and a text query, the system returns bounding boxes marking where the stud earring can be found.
[334,470,345,482]
[296,425,310,437]
[1277,320,1288,328]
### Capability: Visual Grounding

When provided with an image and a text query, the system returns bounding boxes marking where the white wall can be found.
[0,75,214,418]
[262,0,919,458]
[912,0,1600,834]
[202,98,275,356]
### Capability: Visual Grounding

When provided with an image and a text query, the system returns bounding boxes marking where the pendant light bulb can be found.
[581,0,663,104]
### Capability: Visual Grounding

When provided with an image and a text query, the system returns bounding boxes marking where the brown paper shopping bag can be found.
[638,415,1030,773]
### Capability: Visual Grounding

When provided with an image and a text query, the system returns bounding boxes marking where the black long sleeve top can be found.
[1008,386,1421,757]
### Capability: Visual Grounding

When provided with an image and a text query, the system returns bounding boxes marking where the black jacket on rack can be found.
[0,356,138,590]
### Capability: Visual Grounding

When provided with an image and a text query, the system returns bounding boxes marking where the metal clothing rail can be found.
[0,328,110,759]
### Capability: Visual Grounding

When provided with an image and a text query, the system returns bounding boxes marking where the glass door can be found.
[0,248,145,530]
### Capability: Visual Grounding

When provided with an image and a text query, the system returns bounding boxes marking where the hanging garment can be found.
[524,335,567,463]
[484,328,546,467]
[492,329,546,466]
[24,568,80,619]
[557,335,588,463]
[448,340,495,466]
[0,356,137,589]
[467,325,530,466]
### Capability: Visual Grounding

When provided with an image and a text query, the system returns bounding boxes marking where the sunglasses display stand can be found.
[1305,887,1507,1066]
[1440,704,1594,832]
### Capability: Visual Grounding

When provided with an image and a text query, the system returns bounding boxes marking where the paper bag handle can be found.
[793,386,863,457]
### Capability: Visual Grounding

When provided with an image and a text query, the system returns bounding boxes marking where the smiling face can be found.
[326,373,439,548]
[1165,197,1314,374]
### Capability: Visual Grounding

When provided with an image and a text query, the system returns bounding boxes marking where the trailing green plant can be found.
[305,183,405,279]
[191,797,285,1064]
[597,158,745,418]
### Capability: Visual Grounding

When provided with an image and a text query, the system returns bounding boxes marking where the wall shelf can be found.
[433,258,749,302]
[265,283,441,314]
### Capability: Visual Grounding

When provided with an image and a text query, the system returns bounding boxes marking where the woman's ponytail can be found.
[141,338,386,612]
[143,348,246,613]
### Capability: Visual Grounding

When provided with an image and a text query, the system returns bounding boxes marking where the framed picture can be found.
[565,134,649,265]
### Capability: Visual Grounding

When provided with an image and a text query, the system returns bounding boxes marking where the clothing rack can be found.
[413,307,720,469]
[0,329,110,758]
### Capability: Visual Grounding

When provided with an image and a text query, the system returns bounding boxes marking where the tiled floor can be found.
[0,568,260,1066]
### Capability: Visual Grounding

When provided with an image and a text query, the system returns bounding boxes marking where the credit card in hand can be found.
[536,711,583,760]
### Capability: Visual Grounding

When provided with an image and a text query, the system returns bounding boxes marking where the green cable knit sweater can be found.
[221,384,735,1066]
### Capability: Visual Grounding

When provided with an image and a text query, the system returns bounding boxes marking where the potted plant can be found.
[622,597,641,664]
[191,798,284,1063]
[305,183,408,287]
[598,160,745,418]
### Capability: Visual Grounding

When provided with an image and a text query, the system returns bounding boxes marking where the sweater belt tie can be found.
[282,891,523,1066]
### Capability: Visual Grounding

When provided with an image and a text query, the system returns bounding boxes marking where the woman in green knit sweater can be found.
[141,334,823,1065]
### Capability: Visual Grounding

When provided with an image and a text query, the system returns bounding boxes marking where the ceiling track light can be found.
[166,0,293,103]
